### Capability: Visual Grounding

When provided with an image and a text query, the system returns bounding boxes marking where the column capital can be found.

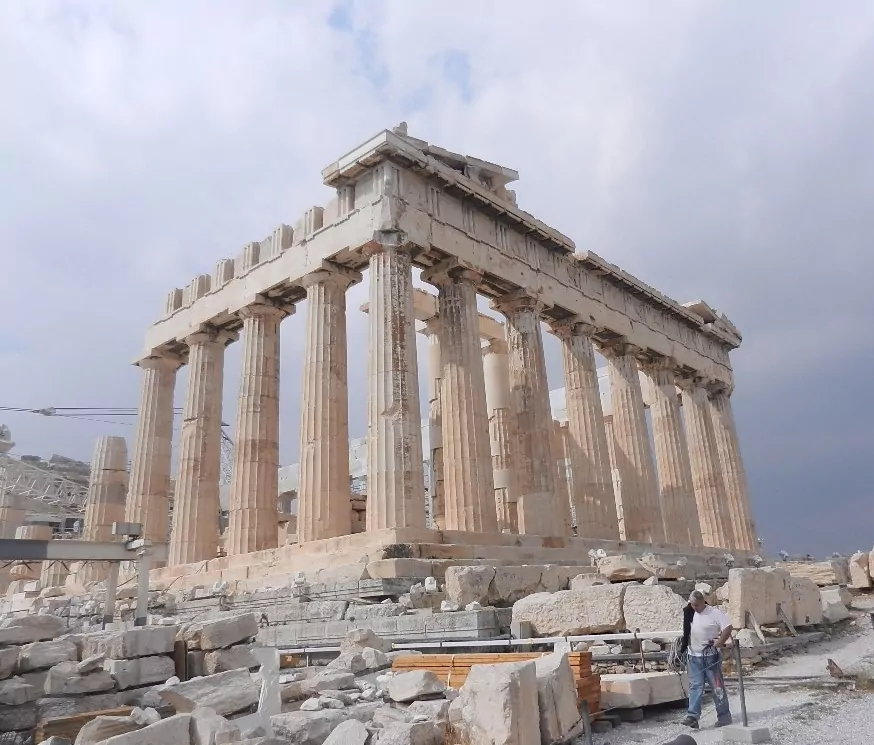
[300,261,363,291]
[706,379,734,398]
[639,356,680,385]
[136,353,183,372]
[184,325,238,348]
[597,338,643,359]
[419,316,442,337]
[420,258,483,288]
[547,317,599,339]
[238,297,295,321]
[482,337,508,356]
[360,238,419,260]
[490,288,544,316]
[676,372,715,394]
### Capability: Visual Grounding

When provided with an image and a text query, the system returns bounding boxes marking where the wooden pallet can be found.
[392,652,600,713]
[36,706,134,743]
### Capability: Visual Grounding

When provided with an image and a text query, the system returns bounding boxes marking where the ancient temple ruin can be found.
[123,125,756,589]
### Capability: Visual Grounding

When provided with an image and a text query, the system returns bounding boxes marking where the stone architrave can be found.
[125,354,181,548]
[601,342,663,543]
[297,265,361,542]
[492,290,560,537]
[422,262,496,533]
[422,318,445,530]
[79,436,128,584]
[9,524,52,581]
[552,421,574,537]
[679,377,734,549]
[227,299,290,555]
[169,328,232,567]
[483,339,517,532]
[641,358,703,547]
[707,386,757,550]
[551,321,619,540]
[365,243,426,530]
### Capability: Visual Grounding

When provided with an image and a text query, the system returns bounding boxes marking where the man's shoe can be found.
[715,717,733,728]
[681,716,699,729]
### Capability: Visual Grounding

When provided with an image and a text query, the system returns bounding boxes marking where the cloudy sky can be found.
[2,1,872,556]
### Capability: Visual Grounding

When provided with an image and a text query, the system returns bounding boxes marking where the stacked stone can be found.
[181,612,259,678]
[350,495,367,534]
[85,625,179,695]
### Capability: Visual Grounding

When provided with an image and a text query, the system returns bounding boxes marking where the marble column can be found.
[227,299,289,555]
[553,421,574,536]
[297,265,361,542]
[422,319,445,530]
[125,354,180,548]
[483,339,517,532]
[642,359,703,547]
[423,265,497,533]
[552,321,620,540]
[169,328,231,566]
[708,386,757,550]
[601,342,664,543]
[679,377,735,549]
[365,243,426,530]
[79,436,128,584]
[9,524,53,582]
[492,291,560,536]
[0,490,26,540]
[603,415,626,540]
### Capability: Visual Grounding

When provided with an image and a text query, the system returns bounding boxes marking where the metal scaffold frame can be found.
[0,453,88,515]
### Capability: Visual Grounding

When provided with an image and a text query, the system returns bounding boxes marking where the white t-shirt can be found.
[689,605,731,656]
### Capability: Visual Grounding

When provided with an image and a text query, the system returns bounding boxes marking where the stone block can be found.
[849,552,871,589]
[0,648,18,680]
[788,577,823,626]
[0,703,36,732]
[325,647,388,675]
[820,593,851,624]
[17,639,78,671]
[159,668,259,716]
[0,676,39,705]
[202,646,258,675]
[444,566,495,607]
[490,566,547,605]
[622,584,685,633]
[821,585,852,607]
[190,705,241,745]
[75,712,142,745]
[186,614,258,650]
[36,692,123,721]
[408,698,451,722]
[0,615,65,645]
[727,568,791,628]
[271,703,380,745]
[511,585,626,636]
[775,560,849,587]
[718,724,772,743]
[457,660,540,745]
[44,662,115,695]
[344,602,405,622]
[377,721,445,745]
[388,670,446,702]
[322,719,369,745]
[533,653,581,744]
[637,554,684,579]
[83,626,179,659]
[104,655,175,690]
[365,559,436,579]
[300,672,355,697]
[570,574,608,591]
[97,713,191,745]
[600,671,688,709]
[597,556,652,582]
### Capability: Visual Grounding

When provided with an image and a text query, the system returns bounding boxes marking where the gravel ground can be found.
[591,595,874,745]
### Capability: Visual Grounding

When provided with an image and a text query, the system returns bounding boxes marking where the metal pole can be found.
[102,562,119,629]
[134,549,150,627]
[734,639,749,727]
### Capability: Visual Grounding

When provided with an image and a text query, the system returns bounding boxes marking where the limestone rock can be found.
[0,648,19,680]
[637,554,683,580]
[407,698,451,722]
[159,668,259,716]
[641,640,661,652]
[74,713,141,745]
[105,655,175,690]
[45,662,115,695]
[36,692,123,721]
[0,615,65,645]
[490,566,549,605]
[820,590,851,624]
[600,671,688,709]
[187,614,258,651]
[300,672,355,697]
[325,647,388,675]
[821,585,853,607]
[83,626,179,659]
[533,653,581,744]
[775,560,850,587]
[0,676,39,705]
[78,654,106,674]
[735,629,762,648]
[0,702,36,731]
[569,575,608,591]
[511,585,625,637]
[457,660,540,745]
[377,721,445,745]
[596,556,652,582]
[203,646,258,675]
[388,670,446,702]
[622,585,685,633]
[444,566,495,608]
[788,577,823,626]
[95,713,191,745]
[344,602,405,622]
[271,703,380,745]
[726,567,791,628]
[340,628,391,654]
[849,552,871,589]
[190,705,241,745]
[322,719,368,745]
[17,639,78,671]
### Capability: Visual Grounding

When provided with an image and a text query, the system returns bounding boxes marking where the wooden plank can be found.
[777,605,798,636]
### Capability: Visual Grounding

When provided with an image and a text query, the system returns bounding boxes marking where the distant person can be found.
[680,590,733,729]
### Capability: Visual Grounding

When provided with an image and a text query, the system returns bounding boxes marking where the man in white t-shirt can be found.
[680,590,733,729]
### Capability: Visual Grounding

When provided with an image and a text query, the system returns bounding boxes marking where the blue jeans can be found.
[687,650,731,723]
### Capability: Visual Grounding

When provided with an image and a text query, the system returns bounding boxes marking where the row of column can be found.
[126,241,757,567]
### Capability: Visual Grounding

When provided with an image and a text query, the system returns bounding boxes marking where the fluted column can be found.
[553,421,574,536]
[169,328,231,566]
[491,291,560,536]
[603,415,626,539]
[297,265,361,542]
[642,359,703,547]
[79,436,128,584]
[551,321,620,540]
[422,319,445,530]
[125,354,180,548]
[483,339,517,532]
[227,299,290,555]
[601,342,663,543]
[679,377,734,549]
[423,264,496,533]
[9,524,53,582]
[708,386,757,550]
[365,244,426,530]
